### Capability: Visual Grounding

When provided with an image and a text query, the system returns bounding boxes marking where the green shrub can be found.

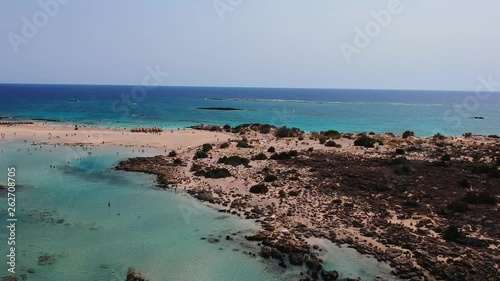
[433,133,446,140]
[354,135,376,148]
[447,200,469,213]
[395,148,405,155]
[236,140,253,148]
[488,135,499,139]
[259,124,272,134]
[194,150,208,159]
[402,131,414,139]
[324,140,339,147]
[463,132,472,138]
[264,175,278,182]
[461,191,496,205]
[288,190,300,196]
[190,163,203,172]
[252,153,267,160]
[270,152,291,160]
[321,130,342,139]
[204,168,231,179]
[202,143,213,152]
[220,142,229,149]
[275,126,302,138]
[457,178,470,188]
[288,150,298,157]
[249,184,268,194]
[168,150,177,157]
[471,165,491,174]
[218,156,250,166]
[267,147,276,153]
[443,225,464,242]
[319,137,327,144]
[440,154,451,161]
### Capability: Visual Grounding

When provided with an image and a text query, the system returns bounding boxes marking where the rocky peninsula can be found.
[114,124,499,281]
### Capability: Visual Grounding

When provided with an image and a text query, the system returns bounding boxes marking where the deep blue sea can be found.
[1,84,499,136]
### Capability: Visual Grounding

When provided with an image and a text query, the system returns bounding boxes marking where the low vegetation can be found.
[402,130,415,139]
[275,126,303,138]
[353,135,383,148]
[251,153,268,160]
[195,168,231,179]
[202,143,213,152]
[218,156,250,166]
[249,183,268,194]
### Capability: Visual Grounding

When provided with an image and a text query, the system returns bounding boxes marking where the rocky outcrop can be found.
[115,156,177,187]
[126,268,148,281]
[321,270,339,281]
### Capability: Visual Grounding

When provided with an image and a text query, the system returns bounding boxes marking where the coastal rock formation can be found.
[126,268,148,281]
[115,126,500,280]
[115,156,177,188]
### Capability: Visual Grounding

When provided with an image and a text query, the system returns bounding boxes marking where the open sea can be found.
[0,84,498,280]
[0,84,499,136]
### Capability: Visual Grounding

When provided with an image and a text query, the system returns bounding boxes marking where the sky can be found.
[1,0,499,90]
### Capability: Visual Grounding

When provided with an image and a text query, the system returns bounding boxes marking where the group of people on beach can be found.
[130,127,163,134]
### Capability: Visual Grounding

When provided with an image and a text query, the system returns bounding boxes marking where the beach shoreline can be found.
[1,122,499,280]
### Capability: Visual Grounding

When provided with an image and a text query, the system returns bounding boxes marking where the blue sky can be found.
[1,0,499,90]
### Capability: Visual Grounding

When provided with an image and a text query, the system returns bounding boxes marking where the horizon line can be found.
[0,82,498,93]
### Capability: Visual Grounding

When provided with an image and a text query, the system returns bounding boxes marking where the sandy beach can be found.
[0,123,234,152]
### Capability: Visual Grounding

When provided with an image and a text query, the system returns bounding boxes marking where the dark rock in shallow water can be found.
[305,256,322,272]
[1,277,18,281]
[126,267,148,281]
[38,254,55,265]
[321,270,339,281]
[261,246,272,259]
[289,252,305,266]
[245,232,269,241]
[207,237,220,243]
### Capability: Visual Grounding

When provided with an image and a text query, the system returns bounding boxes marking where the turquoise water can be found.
[1,84,499,136]
[0,140,395,280]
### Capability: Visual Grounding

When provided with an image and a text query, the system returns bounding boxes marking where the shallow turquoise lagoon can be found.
[0,140,395,280]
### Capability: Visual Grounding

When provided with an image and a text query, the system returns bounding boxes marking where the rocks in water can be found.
[289,252,305,266]
[321,270,339,281]
[126,267,148,281]
[261,246,272,259]
[0,276,18,281]
[38,254,56,265]
[26,268,36,274]
[245,232,269,241]
[192,190,215,203]
[305,256,322,272]
[207,237,220,243]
